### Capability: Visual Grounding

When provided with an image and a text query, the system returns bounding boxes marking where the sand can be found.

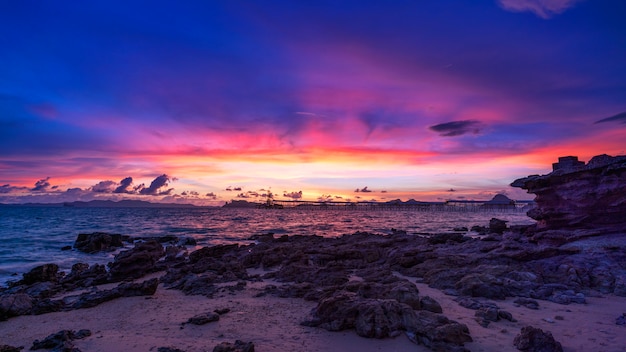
[1,272,625,352]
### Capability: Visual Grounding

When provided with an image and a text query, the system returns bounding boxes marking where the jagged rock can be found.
[108,240,164,281]
[66,278,158,310]
[73,232,124,253]
[31,329,91,351]
[60,263,108,289]
[455,273,507,300]
[615,313,626,325]
[511,154,626,231]
[185,312,220,325]
[513,326,563,352]
[302,291,471,350]
[0,345,23,352]
[212,340,254,352]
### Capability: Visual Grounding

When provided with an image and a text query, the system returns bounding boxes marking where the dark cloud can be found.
[32,177,51,192]
[139,174,174,196]
[90,180,116,193]
[114,177,134,194]
[206,192,217,200]
[595,111,626,124]
[236,193,251,198]
[354,186,372,193]
[429,120,482,137]
[233,187,242,191]
[283,190,303,200]
[447,188,457,192]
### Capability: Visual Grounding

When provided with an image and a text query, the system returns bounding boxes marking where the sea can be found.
[0,206,534,286]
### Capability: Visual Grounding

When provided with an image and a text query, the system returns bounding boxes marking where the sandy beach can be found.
[2,269,625,352]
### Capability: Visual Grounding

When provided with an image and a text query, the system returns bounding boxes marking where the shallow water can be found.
[0,206,534,285]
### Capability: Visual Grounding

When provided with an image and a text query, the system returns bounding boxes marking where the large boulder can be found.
[513,326,563,352]
[108,240,164,281]
[74,232,124,253]
[511,154,626,231]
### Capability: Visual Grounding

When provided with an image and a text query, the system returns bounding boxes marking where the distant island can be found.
[0,199,200,208]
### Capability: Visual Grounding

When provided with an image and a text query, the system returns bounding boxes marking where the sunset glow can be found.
[1,1,625,205]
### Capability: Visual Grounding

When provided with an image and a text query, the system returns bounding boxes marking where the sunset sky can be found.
[1,0,625,205]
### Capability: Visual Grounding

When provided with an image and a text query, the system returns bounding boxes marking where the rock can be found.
[513,297,539,310]
[212,340,255,352]
[511,154,626,231]
[420,296,443,313]
[455,273,507,300]
[303,291,471,350]
[30,329,91,351]
[0,293,33,321]
[20,264,60,285]
[428,233,469,245]
[475,307,499,327]
[616,313,626,325]
[108,240,164,281]
[453,227,468,232]
[513,326,563,352]
[488,218,508,234]
[73,232,124,253]
[185,312,220,325]
[0,346,23,352]
[158,348,186,352]
[67,278,158,310]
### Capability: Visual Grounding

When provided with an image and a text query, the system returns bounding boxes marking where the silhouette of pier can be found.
[268,200,534,212]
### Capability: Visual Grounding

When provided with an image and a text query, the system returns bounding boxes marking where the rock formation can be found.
[511,154,626,230]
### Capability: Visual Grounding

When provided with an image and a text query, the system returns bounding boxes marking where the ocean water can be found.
[0,206,534,286]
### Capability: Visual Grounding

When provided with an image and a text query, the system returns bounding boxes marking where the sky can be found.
[1,0,625,205]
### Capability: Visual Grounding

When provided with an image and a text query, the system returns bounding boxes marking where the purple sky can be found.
[1,0,625,205]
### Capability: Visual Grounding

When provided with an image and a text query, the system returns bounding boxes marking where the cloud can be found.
[497,0,583,19]
[113,177,134,193]
[139,174,174,195]
[447,188,457,192]
[429,120,482,137]
[354,186,372,193]
[32,177,52,192]
[236,193,251,198]
[90,180,117,193]
[206,192,217,200]
[595,111,626,125]
[283,190,303,200]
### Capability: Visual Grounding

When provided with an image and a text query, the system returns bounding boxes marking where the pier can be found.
[265,200,534,212]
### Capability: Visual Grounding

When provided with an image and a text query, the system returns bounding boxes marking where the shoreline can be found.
[2,271,625,351]
[2,226,626,351]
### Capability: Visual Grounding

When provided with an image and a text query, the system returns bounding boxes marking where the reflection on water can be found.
[0,206,534,285]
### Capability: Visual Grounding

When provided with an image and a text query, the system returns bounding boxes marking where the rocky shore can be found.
[1,155,625,351]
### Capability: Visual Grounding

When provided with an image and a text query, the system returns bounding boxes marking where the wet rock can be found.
[108,240,164,281]
[0,346,23,352]
[74,232,124,253]
[60,263,108,289]
[31,329,91,351]
[513,326,563,352]
[20,264,60,285]
[212,340,255,352]
[489,218,508,234]
[616,313,626,325]
[185,312,220,325]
